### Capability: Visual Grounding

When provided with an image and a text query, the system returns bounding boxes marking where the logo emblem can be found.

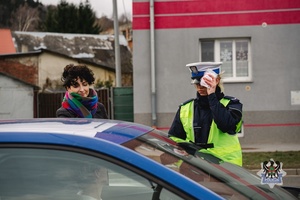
[190,66,198,74]
[257,158,286,188]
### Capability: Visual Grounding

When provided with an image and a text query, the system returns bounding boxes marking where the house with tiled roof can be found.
[0,30,133,91]
[0,49,116,91]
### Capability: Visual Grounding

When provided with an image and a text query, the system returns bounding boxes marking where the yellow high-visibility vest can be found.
[170,98,242,166]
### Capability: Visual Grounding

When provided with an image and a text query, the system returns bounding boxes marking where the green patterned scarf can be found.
[62,89,98,118]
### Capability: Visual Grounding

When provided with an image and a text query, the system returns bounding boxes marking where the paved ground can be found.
[242,143,300,188]
[241,143,300,153]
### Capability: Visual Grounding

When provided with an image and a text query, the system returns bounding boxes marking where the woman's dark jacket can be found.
[168,87,242,144]
[56,102,108,119]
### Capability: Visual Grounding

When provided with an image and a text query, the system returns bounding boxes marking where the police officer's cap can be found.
[186,62,222,84]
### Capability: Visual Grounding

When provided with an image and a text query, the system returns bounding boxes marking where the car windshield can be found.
[122,129,296,200]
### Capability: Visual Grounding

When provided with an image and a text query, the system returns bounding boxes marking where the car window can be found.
[123,136,248,199]
[123,130,296,200]
[0,148,184,200]
[0,148,189,200]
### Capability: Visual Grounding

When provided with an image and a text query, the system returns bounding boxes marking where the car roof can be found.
[0,118,223,199]
[0,118,153,144]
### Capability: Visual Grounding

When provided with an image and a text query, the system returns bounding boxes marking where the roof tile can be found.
[0,29,16,54]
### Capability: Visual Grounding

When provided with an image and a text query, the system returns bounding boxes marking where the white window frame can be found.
[200,38,252,83]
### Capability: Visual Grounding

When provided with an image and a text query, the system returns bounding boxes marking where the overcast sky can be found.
[39,0,132,18]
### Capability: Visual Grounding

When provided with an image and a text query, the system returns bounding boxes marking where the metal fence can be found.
[111,87,133,122]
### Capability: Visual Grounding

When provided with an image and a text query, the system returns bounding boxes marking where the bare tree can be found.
[10,3,40,31]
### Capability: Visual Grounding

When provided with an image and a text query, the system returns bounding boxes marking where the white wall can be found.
[0,74,34,119]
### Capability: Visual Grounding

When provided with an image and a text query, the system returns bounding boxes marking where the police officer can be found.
[168,62,243,166]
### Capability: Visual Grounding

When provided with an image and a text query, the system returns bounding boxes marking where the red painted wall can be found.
[133,0,300,29]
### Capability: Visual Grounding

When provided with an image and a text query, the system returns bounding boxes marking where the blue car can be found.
[0,118,297,200]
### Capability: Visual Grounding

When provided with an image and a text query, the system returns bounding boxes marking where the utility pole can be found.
[113,0,122,87]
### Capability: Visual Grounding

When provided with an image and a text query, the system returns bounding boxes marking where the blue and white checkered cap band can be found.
[186,62,222,79]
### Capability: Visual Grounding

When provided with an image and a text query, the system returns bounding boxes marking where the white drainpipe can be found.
[150,0,157,127]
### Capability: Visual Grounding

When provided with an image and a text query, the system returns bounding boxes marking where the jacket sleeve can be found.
[94,103,108,119]
[168,107,187,140]
[208,93,243,135]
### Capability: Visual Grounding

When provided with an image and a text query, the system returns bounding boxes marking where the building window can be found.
[200,39,252,82]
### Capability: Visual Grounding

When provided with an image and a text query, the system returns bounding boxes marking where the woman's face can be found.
[67,78,90,97]
[194,83,208,96]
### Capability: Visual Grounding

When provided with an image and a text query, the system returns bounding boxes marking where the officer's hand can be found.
[203,74,218,95]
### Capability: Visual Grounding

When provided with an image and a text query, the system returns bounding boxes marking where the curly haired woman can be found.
[56,64,108,119]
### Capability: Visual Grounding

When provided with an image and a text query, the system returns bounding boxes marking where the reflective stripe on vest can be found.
[169,101,195,143]
[177,98,243,166]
